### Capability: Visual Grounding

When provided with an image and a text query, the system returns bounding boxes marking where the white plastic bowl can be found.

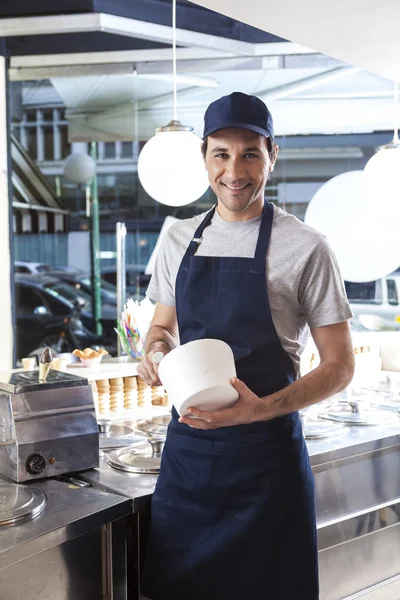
[158,338,239,416]
[79,356,103,368]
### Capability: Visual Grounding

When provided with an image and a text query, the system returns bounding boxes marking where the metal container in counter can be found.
[80,409,400,600]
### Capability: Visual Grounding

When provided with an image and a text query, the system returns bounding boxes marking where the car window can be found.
[15,266,30,273]
[44,282,92,310]
[36,265,51,273]
[81,276,117,294]
[344,280,383,304]
[387,279,399,306]
[41,291,70,315]
[15,284,46,313]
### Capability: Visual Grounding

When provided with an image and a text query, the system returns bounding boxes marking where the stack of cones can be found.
[96,379,110,415]
[137,377,153,408]
[89,380,99,413]
[151,385,165,406]
[124,376,139,410]
[109,377,125,414]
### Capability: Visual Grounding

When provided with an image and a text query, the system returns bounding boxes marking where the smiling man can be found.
[138,92,354,600]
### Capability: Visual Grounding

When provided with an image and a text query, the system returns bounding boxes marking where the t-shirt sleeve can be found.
[146,232,176,307]
[298,236,353,328]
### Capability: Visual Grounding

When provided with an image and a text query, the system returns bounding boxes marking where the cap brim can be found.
[203,121,273,140]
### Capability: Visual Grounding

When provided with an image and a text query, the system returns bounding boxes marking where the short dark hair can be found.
[201,135,276,161]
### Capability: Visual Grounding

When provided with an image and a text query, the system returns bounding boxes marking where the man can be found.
[138,92,354,600]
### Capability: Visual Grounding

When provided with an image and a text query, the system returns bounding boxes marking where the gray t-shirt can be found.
[146,203,352,374]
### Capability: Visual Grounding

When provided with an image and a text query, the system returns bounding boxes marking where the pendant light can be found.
[137,0,209,207]
[305,170,400,282]
[363,81,400,215]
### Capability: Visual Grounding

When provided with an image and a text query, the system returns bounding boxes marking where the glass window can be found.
[27,127,37,160]
[121,142,132,158]
[26,110,36,123]
[344,280,383,304]
[60,125,70,159]
[105,142,115,159]
[43,125,53,161]
[387,279,399,305]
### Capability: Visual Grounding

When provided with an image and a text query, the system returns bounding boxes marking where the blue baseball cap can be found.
[203,92,274,140]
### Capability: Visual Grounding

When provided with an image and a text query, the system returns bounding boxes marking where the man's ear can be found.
[269,143,279,171]
[201,140,207,166]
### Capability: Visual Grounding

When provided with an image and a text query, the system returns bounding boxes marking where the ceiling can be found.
[48,66,398,142]
[190,0,400,82]
[5,4,400,141]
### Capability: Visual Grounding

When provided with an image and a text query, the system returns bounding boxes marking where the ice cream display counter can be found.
[80,404,400,600]
[3,352,400,599]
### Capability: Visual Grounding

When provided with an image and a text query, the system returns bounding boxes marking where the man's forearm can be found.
[260,359,354,421]
[145,325,178,354]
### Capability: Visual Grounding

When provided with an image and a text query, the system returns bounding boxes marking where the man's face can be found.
[204,128,277,214]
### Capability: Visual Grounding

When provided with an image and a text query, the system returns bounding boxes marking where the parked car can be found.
[346,273,400,331]
[46,270,117,306]
[101,265,151,299]
[15,274,118,358]
[15,261,52,274]
[52,266,85,274]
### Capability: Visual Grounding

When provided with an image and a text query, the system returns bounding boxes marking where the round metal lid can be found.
[99,424,138,450]
[372,399,400,413]
[319,407,394,426]
[108,446,161,474]
[303,421,344,439]
[0,484,46,526]
[136,415,170,441]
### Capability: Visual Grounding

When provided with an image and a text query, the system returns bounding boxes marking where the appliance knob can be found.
[26,454,46,475]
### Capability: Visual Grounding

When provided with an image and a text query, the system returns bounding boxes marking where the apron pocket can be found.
[210,439,286,522]
[153,433,216,515]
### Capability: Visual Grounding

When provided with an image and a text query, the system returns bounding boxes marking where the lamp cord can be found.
[172,0,177,121]
[394,80,399,144]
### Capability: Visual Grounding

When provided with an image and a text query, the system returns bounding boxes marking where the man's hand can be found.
[137,302,178,386]
[178,378,273,429]
[136,342,170,386]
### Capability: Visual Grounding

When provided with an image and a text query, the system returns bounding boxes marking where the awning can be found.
[11,134,68,216]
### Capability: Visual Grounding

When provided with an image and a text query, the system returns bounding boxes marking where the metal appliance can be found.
[0,368,99,482]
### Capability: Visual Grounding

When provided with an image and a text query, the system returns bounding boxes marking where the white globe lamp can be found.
[138,122,209,207]
[305,170,400,282]
[63,153,96,184]
[137,0,209,207]
[363,140,400,214]
[363,80,400,214]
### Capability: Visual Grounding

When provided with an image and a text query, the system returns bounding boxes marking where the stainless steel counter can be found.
[81,418,400,600]
[81,421,400,508]
[307,421,400,466]
[81,457,158,512]
[0,476,135,600]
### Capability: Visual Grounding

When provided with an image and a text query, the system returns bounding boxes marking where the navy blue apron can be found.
[141,201,318,600]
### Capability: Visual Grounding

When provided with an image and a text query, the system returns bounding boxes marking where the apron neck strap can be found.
[186,206,216,256]
[254,201,274,260]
